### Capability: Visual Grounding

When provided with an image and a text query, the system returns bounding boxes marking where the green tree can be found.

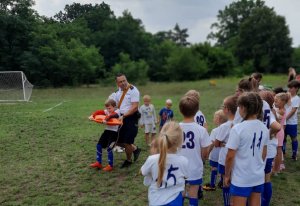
[172,23,190,47]
[291,47,300,70]
[208,0,292,73]
[166,47,208,81]
[112,53,149,85]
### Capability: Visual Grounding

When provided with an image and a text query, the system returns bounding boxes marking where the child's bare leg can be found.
[145,133,149,145]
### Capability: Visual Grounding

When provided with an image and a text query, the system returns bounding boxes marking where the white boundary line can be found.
[43,101,66,113]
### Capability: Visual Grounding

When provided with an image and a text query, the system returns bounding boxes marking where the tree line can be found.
[0,0,299,87]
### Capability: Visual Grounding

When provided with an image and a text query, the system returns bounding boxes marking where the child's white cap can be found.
[166,99,172,104]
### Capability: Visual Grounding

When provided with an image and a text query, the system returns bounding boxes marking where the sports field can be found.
[1,75,299,205]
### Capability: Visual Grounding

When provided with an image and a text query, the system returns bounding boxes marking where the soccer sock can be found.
[222,187,230,206]
[219,176,223,187]
[262,182,272,206]
[292,140,298,157]
[282,138,286,154]
[189,198,198,206]
[107,147,113,166]
[96,144,102,164]
[210,170,217,187]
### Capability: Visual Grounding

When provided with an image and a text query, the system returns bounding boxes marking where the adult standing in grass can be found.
[109,73,141,168]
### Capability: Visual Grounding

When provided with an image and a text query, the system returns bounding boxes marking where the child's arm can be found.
[201,146,209,160]
[89,110,105,120]
[105,111,119,121]
[285,107,297,120]
[224,149,236,187]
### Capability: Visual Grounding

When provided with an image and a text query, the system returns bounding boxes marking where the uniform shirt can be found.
[159,108,174,127]
[178,122,211,181]
[226,119,268,187]
[109,85,140,114]
[285,95,300,125]
[266,137,278,159]
[217,120,233,166]
[139,104,157,125]
[209,127,221,162]
[194,110,207,127]
[141,154,188,206]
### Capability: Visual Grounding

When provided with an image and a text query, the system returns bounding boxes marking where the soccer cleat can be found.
[133,147,141,162]
[120,160,132,168]
[203,183,216,191]
[292,156,298,161]
[90,162,102,169]
[102,165,113,172]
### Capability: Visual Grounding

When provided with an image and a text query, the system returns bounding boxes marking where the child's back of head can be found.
[179,95,199,118]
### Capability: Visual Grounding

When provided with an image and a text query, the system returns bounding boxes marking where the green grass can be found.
[0,74,299,205]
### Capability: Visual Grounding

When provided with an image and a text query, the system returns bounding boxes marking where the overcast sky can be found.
[33,0,300,47]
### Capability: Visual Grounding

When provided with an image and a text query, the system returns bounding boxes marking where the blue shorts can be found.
[285,124,297,138]
[230,184,264,197]
[218,164,225,175]
[210,160,218,168]
[264,158,274,174]
[163,192,183,206]
[186,178,203,185]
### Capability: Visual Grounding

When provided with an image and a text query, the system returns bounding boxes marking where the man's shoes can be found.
[103,165,113,172]
[90,162,102,169]
[120,160,132,168]
[133,147,141,162]
[113,146,125,153]
[203,183,216,191]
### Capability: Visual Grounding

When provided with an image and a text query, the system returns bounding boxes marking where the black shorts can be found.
[118,115,138,144]
[98,130,118,148]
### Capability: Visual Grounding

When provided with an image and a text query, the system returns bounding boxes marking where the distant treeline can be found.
[0,0,300,87]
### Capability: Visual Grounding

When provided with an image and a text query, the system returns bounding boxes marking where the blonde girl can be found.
[141,122,188,206]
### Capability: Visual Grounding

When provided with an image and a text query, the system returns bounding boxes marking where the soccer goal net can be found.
[0,71,34,102]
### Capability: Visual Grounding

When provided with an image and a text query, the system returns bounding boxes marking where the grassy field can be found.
[1,74,300,205]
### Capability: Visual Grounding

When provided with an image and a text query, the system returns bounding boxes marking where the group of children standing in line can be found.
[140,74,300,206]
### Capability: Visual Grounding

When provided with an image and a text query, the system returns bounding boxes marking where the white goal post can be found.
[0,71,34,102]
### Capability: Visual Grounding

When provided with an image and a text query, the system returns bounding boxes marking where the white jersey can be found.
[266,137,278,159]
[217,121,233,166]
[209,127,221,162]
[141,154,188,206]
[139,104,157,125]
[194,110,207,127]
[233,107,243,125]
[104,109,121,132]
[226,119,269,187]
[109,85,140,114]
[285,95,300,125]
[178,122,211,181]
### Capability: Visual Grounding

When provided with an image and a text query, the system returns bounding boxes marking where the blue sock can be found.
[210,170,217,187]
[189,197,198,206]
[292,140,298,157]
[222,187,230,206]
[107,147,113,166]
[262,182,272,206]
[96,144,102,163]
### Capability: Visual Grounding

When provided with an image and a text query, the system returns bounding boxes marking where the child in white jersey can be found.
[185,90,208,129]
[284,80,300,160]
[203,109,227,191]
[139,95,157,146]
[178,95,210,206]
[215,95,237,206]
[141,121,188,206]
[89,99,120,172]
[225,92,269,206]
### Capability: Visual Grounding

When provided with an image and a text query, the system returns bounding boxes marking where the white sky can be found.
[33,0,300,47]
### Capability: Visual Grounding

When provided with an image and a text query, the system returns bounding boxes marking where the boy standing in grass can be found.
[178,95,210,206]
[159,99,174,131]
[89,99,120,172]
[284,80,300,160]
[139,95,157,146]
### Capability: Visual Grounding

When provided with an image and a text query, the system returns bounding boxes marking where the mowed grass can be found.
[1,74,299,205]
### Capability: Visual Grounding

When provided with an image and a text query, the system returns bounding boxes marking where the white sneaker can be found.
[114,146,125,153]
